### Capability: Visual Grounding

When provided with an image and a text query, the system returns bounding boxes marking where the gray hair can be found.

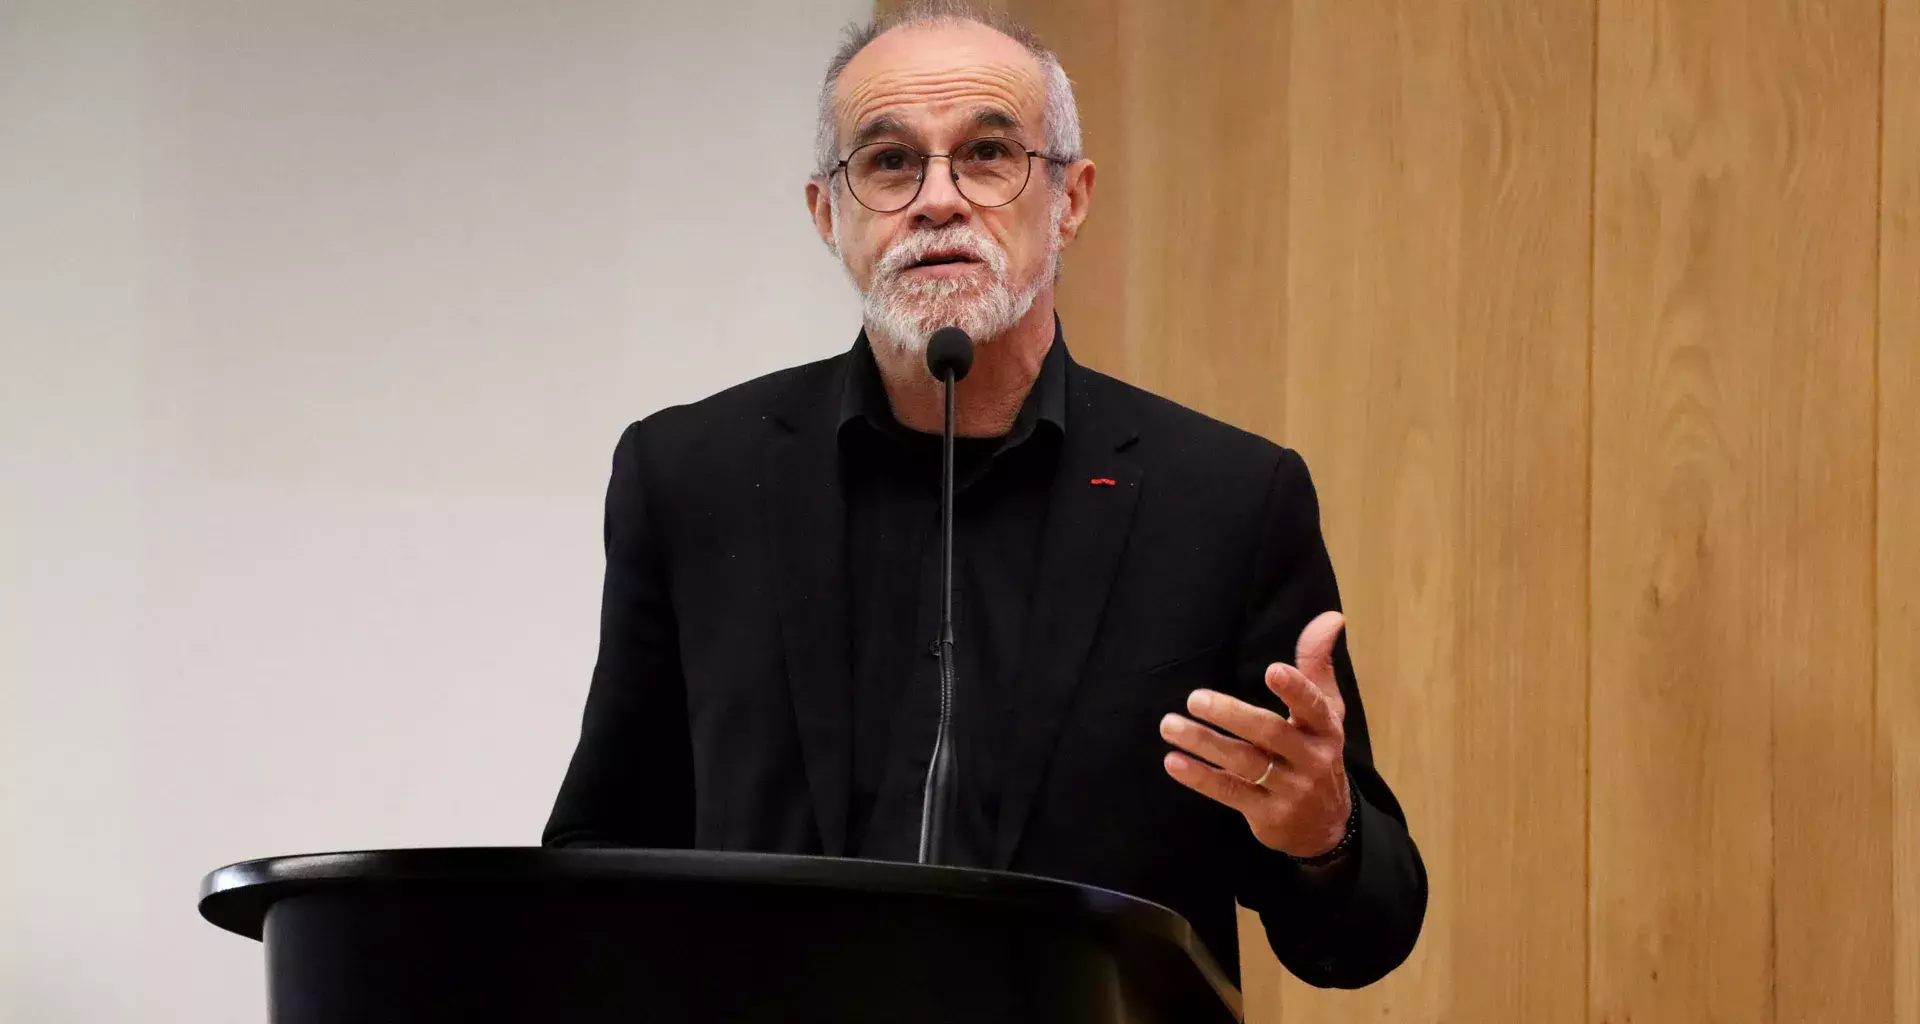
[811,1,1083,188]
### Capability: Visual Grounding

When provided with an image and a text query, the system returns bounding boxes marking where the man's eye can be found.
[969,141,1009,161]
[860,147,917,174]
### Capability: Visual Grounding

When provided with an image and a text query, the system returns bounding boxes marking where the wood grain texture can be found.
[1882,1,1919,1021]
[1275,2,1467,1014]
[1105,1,1291,440]
[1752,4,1888,1021]
[1441,3,1593,1019]
[1275,4,1594,1021]
[1590,1,1885,1022]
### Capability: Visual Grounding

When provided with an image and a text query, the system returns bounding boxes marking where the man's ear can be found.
[1056,159,1096,246]
[805,178,838,254]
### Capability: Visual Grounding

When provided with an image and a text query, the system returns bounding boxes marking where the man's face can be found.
[806,22,1091,353]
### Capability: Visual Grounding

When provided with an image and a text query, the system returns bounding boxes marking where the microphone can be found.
[926,325,975,382]
[917,325,972,866]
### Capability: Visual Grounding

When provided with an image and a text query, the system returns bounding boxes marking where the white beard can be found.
[833,195,1062,356]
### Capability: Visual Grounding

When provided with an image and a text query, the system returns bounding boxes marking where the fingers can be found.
[1160,712,1272,782]
[1264,662,1343,736]
[1163,750,1265,815]
[1295,610,1345,697]
[1183,689,1314,763]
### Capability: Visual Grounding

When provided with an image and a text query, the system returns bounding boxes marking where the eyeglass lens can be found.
[845,137,1033,212]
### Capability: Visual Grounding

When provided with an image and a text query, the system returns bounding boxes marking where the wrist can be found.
[1290,779,1359,868]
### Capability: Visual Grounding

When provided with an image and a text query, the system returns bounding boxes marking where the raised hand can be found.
[1158,611,1352,858]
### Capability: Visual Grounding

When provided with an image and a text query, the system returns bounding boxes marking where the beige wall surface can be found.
[0,1,867,1020]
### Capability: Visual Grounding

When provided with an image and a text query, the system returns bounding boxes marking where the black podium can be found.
[199,847,1242,1023]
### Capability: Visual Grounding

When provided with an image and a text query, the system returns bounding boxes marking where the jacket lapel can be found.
[994,365,1143,867]
[765,366,854,856]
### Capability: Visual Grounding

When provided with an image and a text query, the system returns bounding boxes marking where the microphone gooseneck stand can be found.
[917,325,973,866]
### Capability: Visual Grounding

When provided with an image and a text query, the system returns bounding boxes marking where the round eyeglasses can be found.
[833,136,1073,213]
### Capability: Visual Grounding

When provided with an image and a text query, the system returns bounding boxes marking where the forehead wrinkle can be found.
[837,62,1043,144]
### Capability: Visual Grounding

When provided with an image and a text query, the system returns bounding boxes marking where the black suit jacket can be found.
[545,339,1427,988]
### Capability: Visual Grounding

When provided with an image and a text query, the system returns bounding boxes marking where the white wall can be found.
[0,0,868,1019]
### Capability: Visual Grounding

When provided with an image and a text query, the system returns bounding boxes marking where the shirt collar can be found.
[837,319,1068,445]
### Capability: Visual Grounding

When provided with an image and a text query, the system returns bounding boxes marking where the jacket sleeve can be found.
[542,420,695,849]
[1230,447,1428,988]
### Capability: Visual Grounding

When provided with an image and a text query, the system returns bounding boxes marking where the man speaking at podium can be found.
[545,1,1426,989]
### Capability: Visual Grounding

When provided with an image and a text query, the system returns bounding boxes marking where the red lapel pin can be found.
[1090,477,1117,486]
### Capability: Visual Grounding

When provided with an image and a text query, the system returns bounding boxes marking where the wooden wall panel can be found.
[1590,1,1884,1022]
[1101,3,1291,440]
[1275,5,1468,1016]
[1882,1,1919,1021]
[1760,2,1890,1015]
[1433,3,1593,1018]
[1277,4,1593,1022]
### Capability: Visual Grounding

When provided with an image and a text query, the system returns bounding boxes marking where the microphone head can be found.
[925,326,974,382]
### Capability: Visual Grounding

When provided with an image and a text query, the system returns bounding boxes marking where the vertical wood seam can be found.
[1583,2,1602,1022]
[1873,0,1888,770]
[1871,1,1890,1010]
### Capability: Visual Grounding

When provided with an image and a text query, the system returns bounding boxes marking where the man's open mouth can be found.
[909,251,980,269]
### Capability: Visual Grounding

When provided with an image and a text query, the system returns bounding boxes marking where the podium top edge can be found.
[200,846,1170,937]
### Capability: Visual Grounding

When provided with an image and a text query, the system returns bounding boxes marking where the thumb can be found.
[1295,610,1345,695]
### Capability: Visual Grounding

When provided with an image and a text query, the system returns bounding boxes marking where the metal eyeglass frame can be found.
[832,136,1075,213]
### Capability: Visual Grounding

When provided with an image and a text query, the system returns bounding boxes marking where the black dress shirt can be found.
[836,331,1067,865]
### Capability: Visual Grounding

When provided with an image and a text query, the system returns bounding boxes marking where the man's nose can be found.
[908,157,971,227]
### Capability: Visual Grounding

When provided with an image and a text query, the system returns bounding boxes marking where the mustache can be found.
[872,226,1009,283]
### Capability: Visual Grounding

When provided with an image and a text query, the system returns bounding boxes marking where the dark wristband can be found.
[1290,778,1360,868]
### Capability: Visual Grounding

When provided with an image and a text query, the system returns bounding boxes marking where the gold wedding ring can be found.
[1252,759,1277,788]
